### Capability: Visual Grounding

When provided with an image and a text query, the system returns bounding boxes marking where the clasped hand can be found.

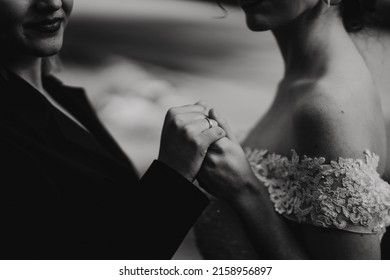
[158,102,260,203]
[158,102,225,182]
[197,109,260,204]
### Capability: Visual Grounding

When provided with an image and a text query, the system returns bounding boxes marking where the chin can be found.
[40,46,62,57]
[27,39,63,57]
[245,14,272,32]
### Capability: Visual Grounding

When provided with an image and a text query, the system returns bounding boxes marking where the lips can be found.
[25,18,63,34]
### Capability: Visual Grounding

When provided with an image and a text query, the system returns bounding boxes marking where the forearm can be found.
[230,183,309,259]
[135,160,209,259]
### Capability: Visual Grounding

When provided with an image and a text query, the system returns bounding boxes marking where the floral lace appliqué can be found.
[246,148,390,234]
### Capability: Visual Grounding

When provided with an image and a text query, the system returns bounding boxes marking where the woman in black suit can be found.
[0,0,226,260]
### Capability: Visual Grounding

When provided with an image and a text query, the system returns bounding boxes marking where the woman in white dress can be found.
[195,0,390,259]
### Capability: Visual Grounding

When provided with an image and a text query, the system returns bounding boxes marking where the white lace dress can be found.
[195,149,390,259]
[246,149,390,235]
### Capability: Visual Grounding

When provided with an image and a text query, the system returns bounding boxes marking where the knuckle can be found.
[172,115,185,129]
[209,127,225,140]
[183,124,196,138]
[216,127,226,137]
[167,107,179,119]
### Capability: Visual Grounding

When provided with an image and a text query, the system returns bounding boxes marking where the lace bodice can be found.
[245,148,390,235]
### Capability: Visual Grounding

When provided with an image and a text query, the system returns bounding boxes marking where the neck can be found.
[1,53,44,91]
[272,4,359,81]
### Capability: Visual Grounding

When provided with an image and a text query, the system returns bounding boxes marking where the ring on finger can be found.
[205,117,213,129]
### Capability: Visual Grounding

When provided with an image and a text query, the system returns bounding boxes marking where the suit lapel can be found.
[49,106,119,163]
[43,76,136,170]
[1,71,136,172]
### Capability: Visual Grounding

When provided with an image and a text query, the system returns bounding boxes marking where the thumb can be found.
[209,108,238,143]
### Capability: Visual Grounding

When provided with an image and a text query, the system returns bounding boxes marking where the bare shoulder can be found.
[290,79,387,170]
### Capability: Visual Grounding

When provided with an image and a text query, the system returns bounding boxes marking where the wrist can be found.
[228,175,263,208]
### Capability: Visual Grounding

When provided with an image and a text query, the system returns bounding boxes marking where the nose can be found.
[35,0,63,11]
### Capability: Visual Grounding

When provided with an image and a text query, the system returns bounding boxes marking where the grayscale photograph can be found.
[1,0,390,261]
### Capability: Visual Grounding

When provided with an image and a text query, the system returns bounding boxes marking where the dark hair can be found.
[340,0,379,32]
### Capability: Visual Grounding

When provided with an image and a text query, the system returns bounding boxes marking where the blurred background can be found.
[57,0,390,259]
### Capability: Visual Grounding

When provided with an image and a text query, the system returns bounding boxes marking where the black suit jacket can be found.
[0,72,208,260]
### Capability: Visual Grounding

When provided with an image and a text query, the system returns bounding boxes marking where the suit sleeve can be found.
[123,160,209,259]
